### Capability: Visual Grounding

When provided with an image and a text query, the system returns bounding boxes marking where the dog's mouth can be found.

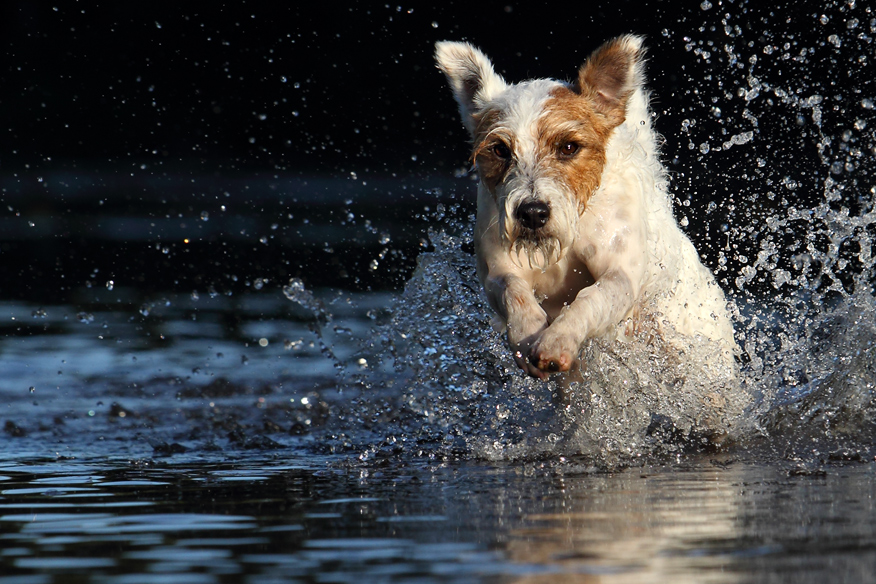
[508,232,565,270]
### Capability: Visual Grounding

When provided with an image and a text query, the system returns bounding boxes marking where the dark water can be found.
[0,289,875,583]
[0,453,874,583]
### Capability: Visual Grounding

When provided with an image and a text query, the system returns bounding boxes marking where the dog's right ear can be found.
[435,41,507,137]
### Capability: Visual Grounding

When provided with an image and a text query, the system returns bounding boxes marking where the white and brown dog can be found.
[435,36,738,381]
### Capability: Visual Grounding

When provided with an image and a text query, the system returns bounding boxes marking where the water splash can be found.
[282,277,342,373]
[307,0,876,465]
[374,225,751,465]
[674,1,876,453]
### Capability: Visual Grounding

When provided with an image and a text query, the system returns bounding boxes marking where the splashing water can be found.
[371,228,749,465]
[289,0,876,465]
[677,1,876,451]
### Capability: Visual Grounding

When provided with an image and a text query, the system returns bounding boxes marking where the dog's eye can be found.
[492,142,512,159]
[558,141,580,158]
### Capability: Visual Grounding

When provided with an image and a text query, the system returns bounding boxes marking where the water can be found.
[2,0,876,581]
[0,457,874,583]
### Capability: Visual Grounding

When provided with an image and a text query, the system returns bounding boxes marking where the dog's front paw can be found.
[529,327,582,374]
[509,329,551,379]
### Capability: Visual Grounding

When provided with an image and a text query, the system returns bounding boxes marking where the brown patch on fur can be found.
[536,86,621,208]
[577,37,640,124]
[471,108,513,192]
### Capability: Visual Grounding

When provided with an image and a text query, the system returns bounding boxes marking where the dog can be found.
[434,35,739,381]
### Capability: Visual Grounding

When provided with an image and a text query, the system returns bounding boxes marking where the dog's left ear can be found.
[435,41,508,137]
[577,35,646,126]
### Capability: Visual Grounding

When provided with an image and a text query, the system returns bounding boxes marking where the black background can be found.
[1,2,705,175]
[0,1,866,301]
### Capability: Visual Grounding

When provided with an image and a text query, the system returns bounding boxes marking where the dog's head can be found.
[435,36,645,269]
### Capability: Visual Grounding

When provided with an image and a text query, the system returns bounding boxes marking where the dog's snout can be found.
[516,201,551,230]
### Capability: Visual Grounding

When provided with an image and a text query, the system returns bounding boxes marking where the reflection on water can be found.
[0,457,873,582]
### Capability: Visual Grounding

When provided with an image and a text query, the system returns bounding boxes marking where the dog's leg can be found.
[530,269,639,373]
[484,273,551,379]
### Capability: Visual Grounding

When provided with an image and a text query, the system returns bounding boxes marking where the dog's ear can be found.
[435,41,507,137]
[577,35,646,126]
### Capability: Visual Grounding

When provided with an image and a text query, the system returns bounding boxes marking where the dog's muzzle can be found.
[515,201,551,231]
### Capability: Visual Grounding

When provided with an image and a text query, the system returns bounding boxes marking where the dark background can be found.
[0,1,864,303]
[1,2,700,175]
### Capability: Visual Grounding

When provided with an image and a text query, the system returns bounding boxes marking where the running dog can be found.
[435,35,738,380]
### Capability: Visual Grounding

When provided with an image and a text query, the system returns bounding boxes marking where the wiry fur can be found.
[435,36,739,385]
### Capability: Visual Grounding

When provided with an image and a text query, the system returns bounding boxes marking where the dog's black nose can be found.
[516,201,551,230]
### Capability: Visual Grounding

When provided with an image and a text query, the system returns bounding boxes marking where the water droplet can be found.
[200,211,209,221]
[700,0,712,10]
[29,387,35,394]
[431,21,439,28]
[106,280,114,291]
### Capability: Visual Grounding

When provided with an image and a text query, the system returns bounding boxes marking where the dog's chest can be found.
[530,258,595,320]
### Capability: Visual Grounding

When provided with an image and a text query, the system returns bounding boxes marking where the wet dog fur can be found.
[435,35,738,380]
